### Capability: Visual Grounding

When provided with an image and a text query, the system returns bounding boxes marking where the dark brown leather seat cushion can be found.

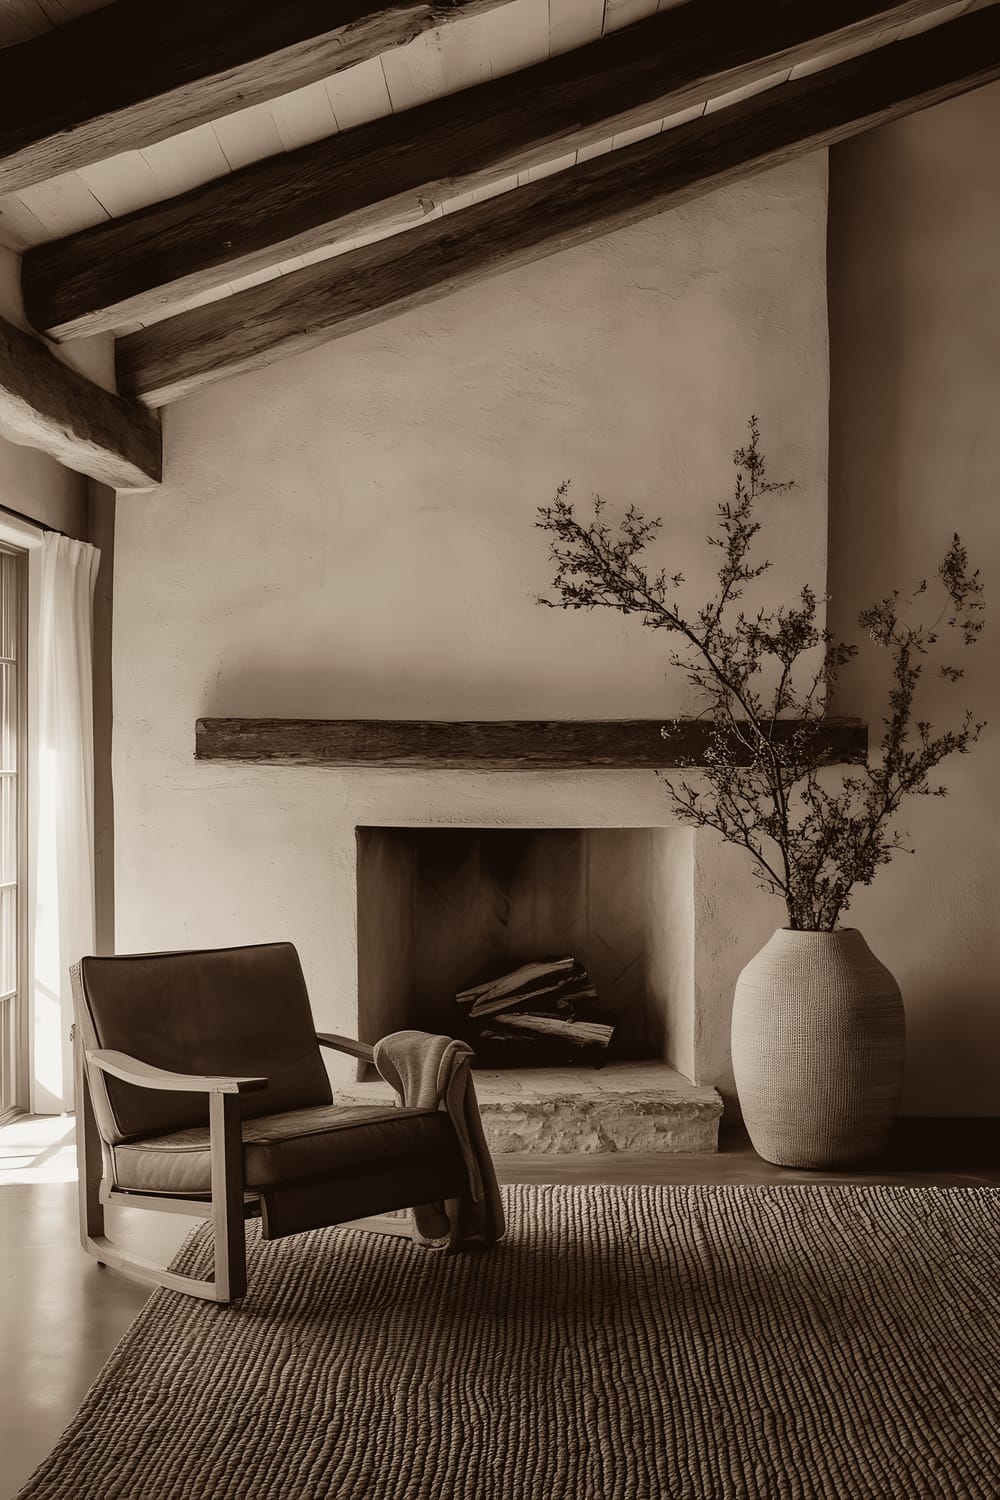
[113,1103,457,1195]
[78,944,333,1143]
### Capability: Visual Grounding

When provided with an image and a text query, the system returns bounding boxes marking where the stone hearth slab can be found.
[339,1062,722,1154]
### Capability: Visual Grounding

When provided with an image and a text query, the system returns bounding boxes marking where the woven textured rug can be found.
[17,1184,1000,1499]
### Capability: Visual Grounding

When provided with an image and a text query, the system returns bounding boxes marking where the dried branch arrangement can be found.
[537,419,985,931]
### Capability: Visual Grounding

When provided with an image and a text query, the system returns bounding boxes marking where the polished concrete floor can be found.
[1,1115,997,1499]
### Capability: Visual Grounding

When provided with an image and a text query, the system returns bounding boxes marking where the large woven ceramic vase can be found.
[731,928,905,1168]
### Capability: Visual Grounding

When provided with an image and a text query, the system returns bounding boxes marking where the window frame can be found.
[0,511,43,1121]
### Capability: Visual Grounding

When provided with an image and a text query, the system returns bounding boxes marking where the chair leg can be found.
[75,1028,105,1247]
[209,1092,247,1302]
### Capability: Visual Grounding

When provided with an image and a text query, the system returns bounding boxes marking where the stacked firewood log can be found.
[455,957,614,1065]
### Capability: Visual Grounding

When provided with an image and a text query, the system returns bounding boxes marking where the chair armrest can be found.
[315,1032,375,1064]
[85,1049,268,1094]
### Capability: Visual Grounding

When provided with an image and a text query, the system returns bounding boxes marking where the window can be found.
[0,543,26,1118]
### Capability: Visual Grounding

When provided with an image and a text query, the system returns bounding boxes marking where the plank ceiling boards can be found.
[0,0,518,195]
[2,3,978,249]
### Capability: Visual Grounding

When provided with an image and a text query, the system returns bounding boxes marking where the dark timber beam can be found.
[0,316,161,489]
[23,0,953,341]
[195,718,869,770]
[0,0,511,197]
[117,6,1000,407]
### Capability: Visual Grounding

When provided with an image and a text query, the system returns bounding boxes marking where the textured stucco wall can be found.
[112,156,829,1096]
[828,84,1000,1115]
[0,433,85,539]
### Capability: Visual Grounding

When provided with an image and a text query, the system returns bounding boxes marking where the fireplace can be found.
[356,824,694,1069]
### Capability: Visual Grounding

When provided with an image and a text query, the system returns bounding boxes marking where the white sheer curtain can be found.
[32,533,100,1113]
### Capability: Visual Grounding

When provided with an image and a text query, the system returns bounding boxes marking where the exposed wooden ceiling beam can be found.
[0,315,160,488]
[0,0,510,197]
[117,5,1000,408]
[24,0,957,341]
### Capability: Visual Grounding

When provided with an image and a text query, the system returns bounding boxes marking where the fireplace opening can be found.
[356,826,693,1070]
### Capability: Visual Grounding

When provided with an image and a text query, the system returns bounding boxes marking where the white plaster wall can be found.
[648,828,695,1079]
[112,156,829,1095]
[828,85,1000,1115]
[0,431,85,538]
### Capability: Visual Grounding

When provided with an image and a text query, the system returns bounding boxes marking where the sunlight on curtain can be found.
[32,535,99,1113]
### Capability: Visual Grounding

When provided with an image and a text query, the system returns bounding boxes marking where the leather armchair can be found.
[71,942,480,1303]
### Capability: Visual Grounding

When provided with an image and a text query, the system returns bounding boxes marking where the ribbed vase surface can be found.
[731,928,905,1168]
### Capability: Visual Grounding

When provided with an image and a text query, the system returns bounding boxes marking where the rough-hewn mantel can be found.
[195,718,868,770]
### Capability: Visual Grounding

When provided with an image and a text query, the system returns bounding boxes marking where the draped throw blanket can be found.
[373,1031,505,1250]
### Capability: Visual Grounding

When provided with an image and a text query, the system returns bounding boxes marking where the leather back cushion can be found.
[78,943,333,1143]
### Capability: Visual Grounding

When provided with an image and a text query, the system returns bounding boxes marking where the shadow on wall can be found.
[202,660,547,721]
[827,127,908,577]
[826,87,1000,1116]
[199,643,671,723]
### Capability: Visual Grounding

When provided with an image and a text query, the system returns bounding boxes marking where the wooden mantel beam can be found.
[117,6,1000,407]
[23,0,952,341]
[195,718,869,770]
[0,0,511,197]
[0,315,161,489]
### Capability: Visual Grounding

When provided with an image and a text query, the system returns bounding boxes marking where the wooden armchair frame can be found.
[75,1028,408,1304]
